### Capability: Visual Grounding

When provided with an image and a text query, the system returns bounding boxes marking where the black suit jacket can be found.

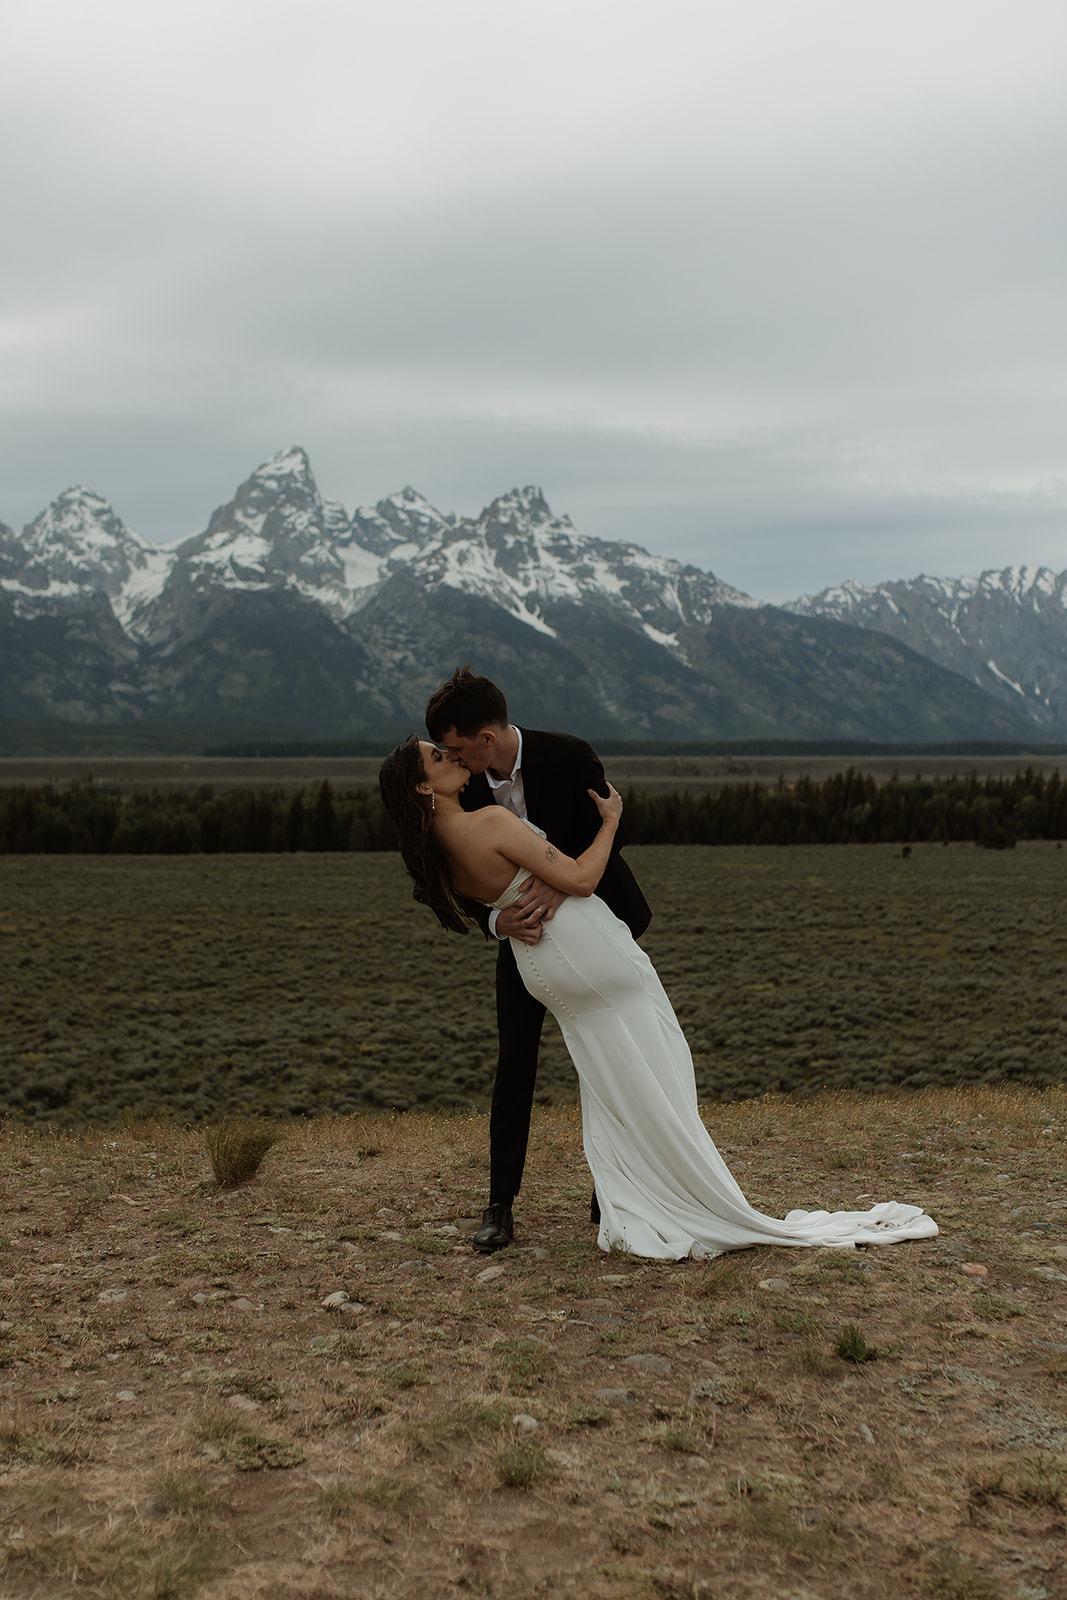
[460,726,651,940]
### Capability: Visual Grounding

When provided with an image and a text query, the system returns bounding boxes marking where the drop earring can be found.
[431,792,436,813]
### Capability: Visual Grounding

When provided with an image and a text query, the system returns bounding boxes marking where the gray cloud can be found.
[2,0,1066,602]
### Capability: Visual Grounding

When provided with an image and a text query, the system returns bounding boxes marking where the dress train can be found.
[491,864,936,1261]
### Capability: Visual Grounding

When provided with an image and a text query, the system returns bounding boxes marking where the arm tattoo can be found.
[544,846,558,862]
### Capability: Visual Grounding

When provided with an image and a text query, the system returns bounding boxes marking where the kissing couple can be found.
[379,666,937,1262]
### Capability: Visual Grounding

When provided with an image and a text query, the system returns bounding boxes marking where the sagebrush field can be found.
[2,843,1066,1126]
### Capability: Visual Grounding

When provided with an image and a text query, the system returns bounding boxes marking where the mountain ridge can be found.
[2,447,1063,743]
[788,566,1067,734]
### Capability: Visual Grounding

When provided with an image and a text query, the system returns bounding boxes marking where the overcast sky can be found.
[2,0,1066,601]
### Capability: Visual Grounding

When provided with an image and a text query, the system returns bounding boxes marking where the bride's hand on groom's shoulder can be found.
[590,783,623,824]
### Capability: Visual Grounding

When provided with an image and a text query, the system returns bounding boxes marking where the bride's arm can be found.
[479,786,623,897]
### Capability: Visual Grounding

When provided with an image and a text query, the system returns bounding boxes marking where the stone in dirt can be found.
[475,1264,506,1284]
[512,1413,540,1432]
[962,1263,988,1277]
[758,1277,790,1291]
[595,1388,635,1407]
[623,1353,672,1376]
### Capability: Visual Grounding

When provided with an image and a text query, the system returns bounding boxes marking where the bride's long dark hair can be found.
[378,735,470,935]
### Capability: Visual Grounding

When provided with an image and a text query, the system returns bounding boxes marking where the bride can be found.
[378,735,937,1261]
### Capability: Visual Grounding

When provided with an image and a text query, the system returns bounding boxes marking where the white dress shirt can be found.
[486,726,526,938]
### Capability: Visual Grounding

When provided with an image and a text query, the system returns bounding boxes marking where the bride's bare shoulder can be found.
[467,805,513,836]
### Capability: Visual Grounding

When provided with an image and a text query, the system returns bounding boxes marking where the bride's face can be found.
[417,741,469,800]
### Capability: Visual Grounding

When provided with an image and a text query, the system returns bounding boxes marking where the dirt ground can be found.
[2,1086,1066,1599]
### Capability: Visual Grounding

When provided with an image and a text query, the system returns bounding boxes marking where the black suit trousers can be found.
[490,937,548,1201]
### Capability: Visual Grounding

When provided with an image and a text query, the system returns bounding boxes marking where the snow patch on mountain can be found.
[986,659,1026,696]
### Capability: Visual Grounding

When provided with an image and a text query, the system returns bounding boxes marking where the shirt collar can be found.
[485,725,523,790]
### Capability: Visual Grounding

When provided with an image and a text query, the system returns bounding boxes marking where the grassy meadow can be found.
[2,842,1066,1127]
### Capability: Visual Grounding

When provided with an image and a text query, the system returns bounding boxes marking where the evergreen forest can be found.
[1,767,1064,854]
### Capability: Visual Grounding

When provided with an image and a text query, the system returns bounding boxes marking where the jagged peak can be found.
[377,486,450,522]
[251,446,314,483]
[478,485,572,533]
[22,485,148,555]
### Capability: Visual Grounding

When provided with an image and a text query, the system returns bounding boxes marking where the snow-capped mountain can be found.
[788,568,1067,733]
[0,448,1053,742]
[0,486,174,632]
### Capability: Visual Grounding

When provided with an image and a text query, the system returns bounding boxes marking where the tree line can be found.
[1,767,1065,854]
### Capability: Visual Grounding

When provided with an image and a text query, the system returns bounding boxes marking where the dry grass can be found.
[2,1086,1067,1597]
[202,1119,283,1190]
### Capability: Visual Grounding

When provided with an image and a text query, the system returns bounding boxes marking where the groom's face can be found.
[438,724,499,775]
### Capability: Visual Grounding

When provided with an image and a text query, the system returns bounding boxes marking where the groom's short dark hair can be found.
[425,665,509,740]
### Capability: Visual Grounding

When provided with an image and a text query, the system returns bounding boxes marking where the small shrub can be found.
[407,1400,511,1457]
[0,1420,78,1466]
[834,1323,882,1363]
[193,1410,304,1471]
[726,1474,774,1498]
[563,1403,611,1428]
[551,1274,593,1297]
[688,1258,748,1299]
[774,1310,822,1335]
[664,1425,703,1455]
[153,1210,201,1237]
[357,1475,419,1511]
[722,1305,762,1327]
[381,1361,431,1390]
[151,1469,222,1524]
[971,1294,1024,1322]
[924,1545,1005,1598]
[498,1441,546,1488]
[310,1331,363,1360]
[186,1331,234,1353]
[969,1451,1067,1509]
[203,1118,283,1189]
[493,1338,547,1391]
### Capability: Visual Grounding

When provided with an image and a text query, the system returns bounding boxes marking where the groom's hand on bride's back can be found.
[496,875,567,944]
[496,904,543,945]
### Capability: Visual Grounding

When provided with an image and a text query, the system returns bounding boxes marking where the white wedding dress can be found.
[491,849,937,1261]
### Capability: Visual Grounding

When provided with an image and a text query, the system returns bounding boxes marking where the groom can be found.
[425,665,652,1253]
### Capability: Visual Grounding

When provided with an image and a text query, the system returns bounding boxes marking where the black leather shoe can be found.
[473,1203,514,1254]
[590,1190,601,1226]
